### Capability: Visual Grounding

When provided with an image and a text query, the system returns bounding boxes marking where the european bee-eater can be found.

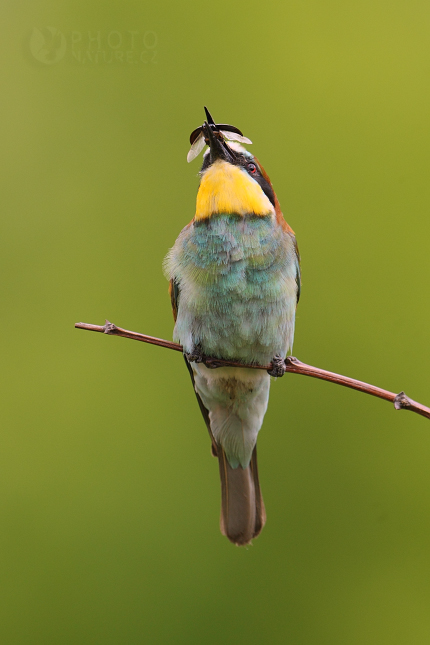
[164,108,300,546]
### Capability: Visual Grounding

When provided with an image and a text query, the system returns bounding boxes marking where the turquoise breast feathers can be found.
[165,212,298,365]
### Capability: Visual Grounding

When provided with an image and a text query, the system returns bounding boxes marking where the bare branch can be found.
[75,320,430,420]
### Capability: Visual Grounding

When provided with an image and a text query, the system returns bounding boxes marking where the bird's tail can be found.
[217,444,266,546]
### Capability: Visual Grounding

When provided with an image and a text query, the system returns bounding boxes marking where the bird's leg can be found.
[267,355,286,377]
[185,344,204,363]
[204,357,224,369]
[185,345,224,369]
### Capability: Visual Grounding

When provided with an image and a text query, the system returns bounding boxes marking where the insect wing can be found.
[221,130,253,145]
[187,132,206,163]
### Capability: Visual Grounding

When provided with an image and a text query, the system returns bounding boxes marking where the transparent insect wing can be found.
[220,130,253,145]
[187,132,207,163]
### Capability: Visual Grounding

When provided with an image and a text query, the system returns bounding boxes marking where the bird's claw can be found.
[185,345,204,363]
[267,355,286,377]
[186,346,224,369]
[204,358,224,369]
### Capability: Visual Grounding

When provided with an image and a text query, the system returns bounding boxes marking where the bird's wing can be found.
[292,235,301,305]
[168,277,180,322]
[168,277,218,457]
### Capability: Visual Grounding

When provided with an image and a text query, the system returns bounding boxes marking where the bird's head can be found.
[188,108,278,222]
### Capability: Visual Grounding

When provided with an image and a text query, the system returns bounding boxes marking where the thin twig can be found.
[75,320,430,420]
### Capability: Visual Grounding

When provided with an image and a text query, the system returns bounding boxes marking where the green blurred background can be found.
[1,1,430,643]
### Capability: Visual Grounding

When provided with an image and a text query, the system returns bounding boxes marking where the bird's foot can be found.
[267,355,286,377]
[204,358,224,369]
[185,345,204,364]
[186,346,224,369]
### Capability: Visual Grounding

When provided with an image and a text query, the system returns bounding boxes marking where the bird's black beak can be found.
[203,121,237,165]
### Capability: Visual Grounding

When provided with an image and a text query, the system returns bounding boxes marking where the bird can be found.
[164,107,300,546]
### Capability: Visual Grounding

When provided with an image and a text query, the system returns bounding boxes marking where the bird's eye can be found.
[247,162,257,174]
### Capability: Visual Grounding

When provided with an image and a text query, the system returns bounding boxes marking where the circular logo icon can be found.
[30,27,66,65]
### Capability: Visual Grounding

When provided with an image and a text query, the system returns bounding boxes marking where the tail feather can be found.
[218,445,266,546]
[183,356,266,544]
[249,447,266,538]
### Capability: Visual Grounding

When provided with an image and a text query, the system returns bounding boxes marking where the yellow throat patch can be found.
[195,160,274,220]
